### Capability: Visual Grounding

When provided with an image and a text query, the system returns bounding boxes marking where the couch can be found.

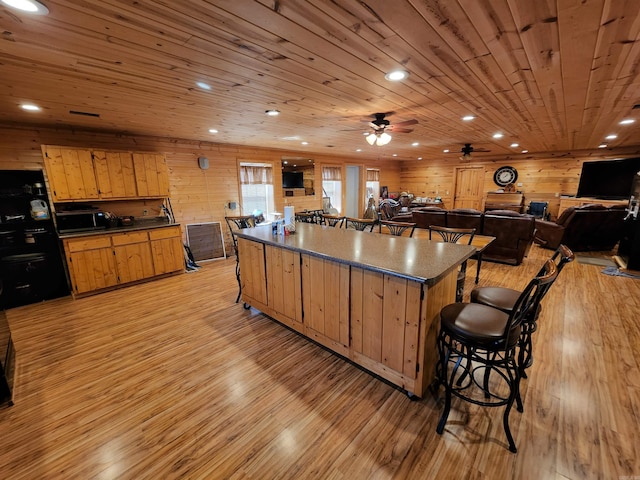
[533,203,627,251]
[393,207,536,265]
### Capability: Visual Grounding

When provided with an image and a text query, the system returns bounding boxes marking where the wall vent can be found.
[185,222,226,262]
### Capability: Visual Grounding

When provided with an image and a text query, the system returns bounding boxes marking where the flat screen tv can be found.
[576,157,640,200]
[282,171,304,189]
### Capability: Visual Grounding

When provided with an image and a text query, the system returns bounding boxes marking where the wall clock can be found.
[494,166,518,187]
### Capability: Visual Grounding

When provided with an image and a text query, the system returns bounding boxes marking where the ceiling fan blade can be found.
[392,119,418,127]
[473,148,491,152]
[387,127,413,133]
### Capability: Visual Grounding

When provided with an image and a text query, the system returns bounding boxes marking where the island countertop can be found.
[235,223,475,286]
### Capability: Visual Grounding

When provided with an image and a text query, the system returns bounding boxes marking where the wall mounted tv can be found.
[576,157,640,200]
[282,171,304,189]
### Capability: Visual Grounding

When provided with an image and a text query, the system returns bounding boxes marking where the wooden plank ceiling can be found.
[1,0,639,161]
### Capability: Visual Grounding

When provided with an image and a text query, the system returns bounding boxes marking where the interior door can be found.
[454,167,485,210]
[345,165,361,217]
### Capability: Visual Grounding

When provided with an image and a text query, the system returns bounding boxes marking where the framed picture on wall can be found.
[381,186,388,199]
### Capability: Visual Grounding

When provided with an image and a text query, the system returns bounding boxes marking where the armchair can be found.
[534,203,626,251]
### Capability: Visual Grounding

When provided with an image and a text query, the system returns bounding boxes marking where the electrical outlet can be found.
[142,209,148,216]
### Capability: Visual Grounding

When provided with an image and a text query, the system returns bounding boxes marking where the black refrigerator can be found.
[618,171,640,271]
[0,170,69,309]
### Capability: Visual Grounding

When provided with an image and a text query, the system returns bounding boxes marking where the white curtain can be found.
[240,165,273,185]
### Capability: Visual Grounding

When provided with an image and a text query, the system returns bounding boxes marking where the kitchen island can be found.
[236,223,474,398]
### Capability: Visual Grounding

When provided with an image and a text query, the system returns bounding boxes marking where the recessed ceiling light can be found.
[385,70,408,81]
[208,128,218,134]
[21,103,40,111]
[412,142,419,147]
[619,119,635,125]
[605,134,617,140]
[392,154,398,157]
[598,144,607,148]
[356,148,362,152]
[265,109,280,116]
[521,149,529,153]
[510,143,519,148]
[301,141,308,145]
[443,149,450,153]
[283,161,288,165]
[417,157,423,160]
[196,82,211,90]
[462,115,475,121]
[493,132,504,139]
[1,0,49,14]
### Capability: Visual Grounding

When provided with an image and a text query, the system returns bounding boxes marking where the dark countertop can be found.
[236,223,475,285]
[58,221,180,239]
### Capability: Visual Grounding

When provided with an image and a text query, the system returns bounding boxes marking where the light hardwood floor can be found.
[1,245,639,479]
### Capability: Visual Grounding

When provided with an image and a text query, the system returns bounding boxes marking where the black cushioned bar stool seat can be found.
[470,244,574,376]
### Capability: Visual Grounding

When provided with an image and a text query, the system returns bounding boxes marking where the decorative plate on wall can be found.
[494,166,518,187]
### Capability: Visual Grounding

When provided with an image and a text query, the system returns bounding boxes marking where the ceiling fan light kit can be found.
[366,131,392,146]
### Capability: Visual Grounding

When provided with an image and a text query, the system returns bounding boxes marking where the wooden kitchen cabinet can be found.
[93,151,138,198]
[133,153,170,197]
[63,226,183,296]
[111,231,155,284]
[42,147,99,201]
[64,236,117,294]
[149,226,184,275]
[43,146,169,201]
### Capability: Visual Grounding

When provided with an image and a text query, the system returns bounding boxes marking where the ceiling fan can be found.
[364,112,418,146]
[456,143,491,161]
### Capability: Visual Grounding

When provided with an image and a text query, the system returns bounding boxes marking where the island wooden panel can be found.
[238,234,459,397]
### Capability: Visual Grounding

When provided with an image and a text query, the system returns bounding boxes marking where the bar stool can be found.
[344,217,375,231]
[436,259,558,453]
[470,244,574,376]
[224,215,256,303]
[429,225,476,302]
[321,213,345,228]
[379,220,416,237]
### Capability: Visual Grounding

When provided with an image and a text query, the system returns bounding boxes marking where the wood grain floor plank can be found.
[1,247,639,479]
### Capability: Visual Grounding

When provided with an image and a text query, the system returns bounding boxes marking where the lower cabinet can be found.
[149,227,185,275]
[63,226,183,295]
[112,231,155,284]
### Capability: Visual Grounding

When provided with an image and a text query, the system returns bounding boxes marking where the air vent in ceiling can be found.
[69,110,100,117]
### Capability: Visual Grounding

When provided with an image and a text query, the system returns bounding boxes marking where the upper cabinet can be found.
[43,147,99,201]
[133,153,170,197]
[93,151,138,198]
[42,146,169,202]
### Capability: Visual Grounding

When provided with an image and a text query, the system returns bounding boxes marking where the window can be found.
[322,166,342,213]
[239,163,275,221]
[366,169,380,205]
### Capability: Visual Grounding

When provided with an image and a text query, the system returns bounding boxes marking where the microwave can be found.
[55,210,108,233]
